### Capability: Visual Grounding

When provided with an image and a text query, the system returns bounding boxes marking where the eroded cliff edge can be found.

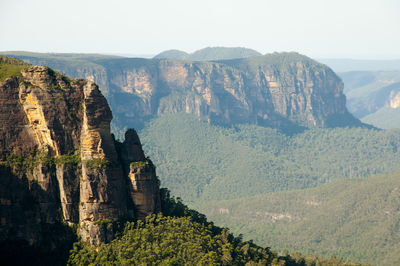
[0,56,161,246]
[4,52,364,133]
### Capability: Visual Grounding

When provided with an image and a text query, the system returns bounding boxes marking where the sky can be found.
[0,0,399,59]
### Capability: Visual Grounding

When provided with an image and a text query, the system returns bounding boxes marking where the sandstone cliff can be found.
[0,56,161,246]
[104,52,361,132]
[2,51,363,135]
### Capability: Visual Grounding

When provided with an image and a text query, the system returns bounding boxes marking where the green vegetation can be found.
[93,218,114,228]
[0,55,30,81]
[362,106,400,129]
[195,171,400,265]
[130,158,150,169]
[1,149,81,175]
[69,215,278,265]
[0,52,109,85]
[135,113,400,264]
[219,52,322,75]
[139,113,400,202]
[68,194,363,266]
[84,158,110,170]
[0,63,26,81]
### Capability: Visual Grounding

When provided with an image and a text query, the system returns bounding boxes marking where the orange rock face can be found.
[0,56,160,246]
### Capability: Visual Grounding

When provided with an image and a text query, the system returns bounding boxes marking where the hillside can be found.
[65,191,364,265]
[138,113,400,202]
[67,214,363,266]
[2,51,362,137]
[194,171,400,265]
[153,47,262,61]
[362,107,400,129]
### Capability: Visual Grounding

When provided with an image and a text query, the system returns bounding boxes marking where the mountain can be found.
[0,55,161,251]
[2,51,363,137]
[153,47,262,61]
[195,171,400,265]
[0,56,362,266]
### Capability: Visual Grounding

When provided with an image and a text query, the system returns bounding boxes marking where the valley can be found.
[2,49,400,264]
[139,113,400,202]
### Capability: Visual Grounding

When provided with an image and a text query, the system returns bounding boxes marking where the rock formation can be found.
[0,56,161,246]
[6,51,362,134]
[105,52,361,131]
[387,84,400,109]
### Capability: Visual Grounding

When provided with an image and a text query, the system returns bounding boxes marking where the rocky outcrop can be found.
[116,129,161,220]
[387,87,400,109]
[0,56,161,246]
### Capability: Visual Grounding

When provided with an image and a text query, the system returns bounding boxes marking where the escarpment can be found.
[103,53,362,132]
[0,56,161,246]
[7,52,363,133]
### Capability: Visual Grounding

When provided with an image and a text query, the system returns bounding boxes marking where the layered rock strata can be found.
[0,56,160,245]
[8,52,362,132]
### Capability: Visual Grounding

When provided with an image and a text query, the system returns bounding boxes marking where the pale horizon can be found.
[1,0,399,60]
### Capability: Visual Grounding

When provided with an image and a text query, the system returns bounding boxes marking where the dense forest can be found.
[1,190,364,265]
[195,171,400,265]
[67,193,364,266]
[135,113,400,202]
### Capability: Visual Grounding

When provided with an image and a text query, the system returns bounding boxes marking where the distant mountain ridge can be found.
[2,50,364,136]
[153,47,262,61]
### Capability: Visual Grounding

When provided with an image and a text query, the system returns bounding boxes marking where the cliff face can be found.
[103,53,359,131]
[0,56,160,246]
[8,52,360,133]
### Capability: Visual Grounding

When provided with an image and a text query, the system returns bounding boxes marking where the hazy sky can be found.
[0,0,399,59]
